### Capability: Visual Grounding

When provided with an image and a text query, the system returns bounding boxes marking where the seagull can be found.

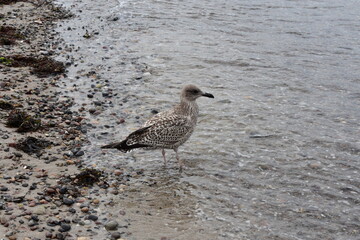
[101,84,214,171]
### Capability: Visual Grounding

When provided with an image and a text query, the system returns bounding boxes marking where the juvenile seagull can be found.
[101,84,214,170]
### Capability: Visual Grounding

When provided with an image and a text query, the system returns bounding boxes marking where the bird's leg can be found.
[161,149,167,167]
[174,148,183,172]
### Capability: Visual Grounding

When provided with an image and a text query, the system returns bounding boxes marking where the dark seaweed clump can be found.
[0,0,25,6]
[9,136,51,154]
[0,100,14,110]
[72,168,105,187]
[0,55,65,77]
[6,109,41,132]
[0,25,25,45]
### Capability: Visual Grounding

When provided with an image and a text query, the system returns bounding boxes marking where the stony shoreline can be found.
[0,1,123,239]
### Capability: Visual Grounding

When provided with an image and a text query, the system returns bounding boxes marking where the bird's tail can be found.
[101,140,148,153]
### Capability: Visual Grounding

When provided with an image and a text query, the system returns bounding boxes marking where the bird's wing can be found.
[126,115,193,147]
[143,109,175,127]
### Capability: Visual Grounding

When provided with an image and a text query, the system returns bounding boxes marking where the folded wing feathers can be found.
[130,115,193,148]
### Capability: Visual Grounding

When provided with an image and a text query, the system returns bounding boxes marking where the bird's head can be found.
[181,84,214,101]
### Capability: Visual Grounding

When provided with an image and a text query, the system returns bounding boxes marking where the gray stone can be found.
[105,220,119,231]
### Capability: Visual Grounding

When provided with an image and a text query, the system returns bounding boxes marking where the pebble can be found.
[75,150,84,157]
[77,237,90,240]
[111,189,119,195]
[111,232,121,239]
[59,223,71,232]
[59,187,68,194]
[2,134,9,139]
[81,207,89,213]
[56,233,64,240]
[63,198,74,206]
[13,152,23,157]
[28,220,37,226]
[105,220,119,231]
[93,101,102,106]
[308,162,321,169]
[0,186,9,191]
[116,118,125,124]
[87,215,98,221]
[33,205,46,215]
[68,208,76,213]
[45,233,53,238]
[46,187,56,194]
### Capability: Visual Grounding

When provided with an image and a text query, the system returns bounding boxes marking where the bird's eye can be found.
[191,89,199,94]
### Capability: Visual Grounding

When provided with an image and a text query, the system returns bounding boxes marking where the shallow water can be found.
[56,0,360,239]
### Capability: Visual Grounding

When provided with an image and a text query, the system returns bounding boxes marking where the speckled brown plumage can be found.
[101,84,214,170]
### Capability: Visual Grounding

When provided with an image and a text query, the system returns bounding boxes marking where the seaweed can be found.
[0,55,65,77]
[72,168,105,187]
[0,26,25,45]
[6,110,28,127]
[0,57,12,65]
[9,136,51,154]
[0,100,14,110]
[6,109,41,132]
[0,0,26,5]
[17,117,41,132]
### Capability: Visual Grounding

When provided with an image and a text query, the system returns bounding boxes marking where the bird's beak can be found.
[202,92,214,98]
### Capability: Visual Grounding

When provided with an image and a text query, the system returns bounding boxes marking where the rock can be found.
[59,223,71,232]
[81,207,89,213]
[93,100,102,106]
[33,205,46,215]
[59,187,67,194]
[110,189,119,195]
[151,109,159,114]
[87,215,98,221]
[308,162,321,169]
[45,233,53,238]
[56,233,64,240]
[63,198,74,206]
[46,187,56,194]
[0,186,9,191]
[111,232,121,239]
[13,152,23,157]
[116,118,125,124]
[30,226,38,231]
[105,220,119,231]
[68,208,76,213]
[77,237,91,240]
[28,220,37,227]
[75,150,84,157]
